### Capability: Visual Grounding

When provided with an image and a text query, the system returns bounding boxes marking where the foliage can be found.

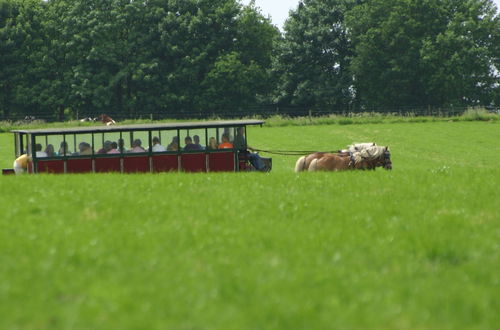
[0,0,278,118]
[1,0,499,119]
[346,0,500,108]
[0,109,498,133]
[273,0,357,109]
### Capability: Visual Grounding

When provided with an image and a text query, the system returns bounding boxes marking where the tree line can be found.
[1,0,499,120]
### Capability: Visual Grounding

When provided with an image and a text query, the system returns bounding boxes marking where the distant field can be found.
[1,121,499,329]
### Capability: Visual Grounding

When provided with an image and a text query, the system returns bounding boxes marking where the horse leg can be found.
[308,158,319,172]
[294,156,307,172]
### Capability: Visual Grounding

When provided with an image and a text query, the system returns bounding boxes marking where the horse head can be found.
[364,146,391,170]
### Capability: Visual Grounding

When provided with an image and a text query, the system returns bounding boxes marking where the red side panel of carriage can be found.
[95,157,121,173]
[2,168,15,175]
[152,154,178,172]
[181,153,206,172]
[208,151,235,172]
[67,158,93,173]
[123,155,150,173]
[37,159,65,174]
[27,161,34,173]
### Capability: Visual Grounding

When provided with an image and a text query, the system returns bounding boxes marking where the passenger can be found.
[129,139,146,153]
[152,137,166,152]
[192,135,203,150]
[234,127,266,171]
[35,144,48,158]
[218,133,233,149]
[58,141,71,155]
[183,136,198,151]
[107,142,120,154]
[97,140,111,155]
[97,141,112,154]
[167,136,179,151]
[207,137,218,150]
[13,154,30,174]
[44,144,56,157]
[79,142,93,155]
[223,127,233,142]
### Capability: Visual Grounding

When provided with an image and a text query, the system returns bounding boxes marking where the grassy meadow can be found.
[0,120,499,329]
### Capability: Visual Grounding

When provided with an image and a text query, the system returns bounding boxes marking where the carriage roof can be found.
[11,119,265,135]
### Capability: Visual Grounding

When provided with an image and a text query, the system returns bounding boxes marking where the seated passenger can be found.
[129,139,146,153]
[207,137,218,150]
[58,141,71,155]
[167,137,179,151]
[35,144,48,158]
[183,136,198,151]
[192,135,203,150]
[97,141,112,154]
[77,142,93,155]
[152,137,166,152]
[218,134,233,149]
[107,142,120,154]
[223,127,233,142]
[45,144,56,157]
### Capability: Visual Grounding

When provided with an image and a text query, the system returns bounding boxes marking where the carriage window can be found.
[123,131,148,153]
[179,129,205,152]
[72,133,94,156]
[233,126,247,151]
[25,134,32,156]
[15,133,26,157]
[47,135,65,157]
[152,130,174,152]
[217,127,235,149]
[34,135,57,158]
[220,127,234,143]
[206,128,218,150]
[95,132,121,154]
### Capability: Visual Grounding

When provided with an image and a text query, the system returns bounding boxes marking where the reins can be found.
[251,148,340,156]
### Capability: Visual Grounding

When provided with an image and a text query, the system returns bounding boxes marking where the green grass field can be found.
[1,121,499,329]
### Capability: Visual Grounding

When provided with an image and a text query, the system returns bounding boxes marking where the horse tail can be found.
[294,156,307,172]
[308,158,319,172]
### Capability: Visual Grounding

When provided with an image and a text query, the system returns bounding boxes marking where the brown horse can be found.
[295,146,392,172]
[308,153,370,171]
[294,152,329,172]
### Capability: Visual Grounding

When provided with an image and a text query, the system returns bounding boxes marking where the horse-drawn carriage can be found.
[5,120,271,174]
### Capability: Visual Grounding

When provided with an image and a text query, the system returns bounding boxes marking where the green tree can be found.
[0,0,279,119]
[274,0,357,109]
[200,2,279,112]
[347,0,499,108]
[0,0,45,118]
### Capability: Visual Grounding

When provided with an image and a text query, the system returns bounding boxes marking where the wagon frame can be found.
[8,119,271,174]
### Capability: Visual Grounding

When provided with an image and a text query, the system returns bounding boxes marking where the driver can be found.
[234,127,266,171]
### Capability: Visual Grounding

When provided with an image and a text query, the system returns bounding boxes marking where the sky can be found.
[241,0,500,31]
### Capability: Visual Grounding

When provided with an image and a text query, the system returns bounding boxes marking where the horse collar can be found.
[349,151,355,168]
